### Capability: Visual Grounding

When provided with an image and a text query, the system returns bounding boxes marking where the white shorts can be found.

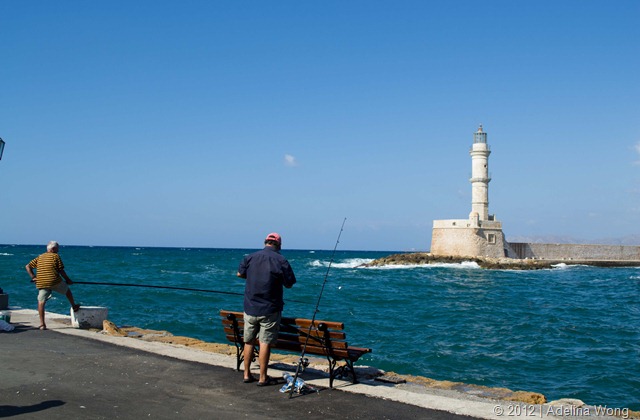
[243,312,281,345]
[37,282,69,302]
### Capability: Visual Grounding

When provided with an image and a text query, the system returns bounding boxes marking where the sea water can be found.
[1,245,638,410]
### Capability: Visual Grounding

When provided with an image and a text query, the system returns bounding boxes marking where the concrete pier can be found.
[2,309,631,419]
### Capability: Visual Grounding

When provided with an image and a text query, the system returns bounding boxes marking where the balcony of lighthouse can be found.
[432,218,502,230]
[469,176,492,183]
[469,172,492,183]
[469,144,491,151]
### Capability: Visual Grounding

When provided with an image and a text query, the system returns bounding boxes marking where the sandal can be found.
[257,376,278,387]
[38,325,47,330]
[243,376,257,383]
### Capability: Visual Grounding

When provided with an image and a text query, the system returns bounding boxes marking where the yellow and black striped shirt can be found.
[28,252,64,289]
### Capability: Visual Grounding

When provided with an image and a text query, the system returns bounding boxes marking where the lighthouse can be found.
[470,125,491,221]
[429,125,640,262]
[431,125,511,258]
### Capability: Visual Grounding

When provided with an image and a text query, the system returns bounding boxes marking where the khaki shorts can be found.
[37,282,69,302]
[243,312,281,345]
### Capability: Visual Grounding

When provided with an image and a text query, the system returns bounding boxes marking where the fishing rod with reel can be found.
[72,281,310,304]
[289,217,346,398]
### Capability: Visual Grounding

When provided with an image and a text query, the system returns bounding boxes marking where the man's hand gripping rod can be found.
[289,218,347,398]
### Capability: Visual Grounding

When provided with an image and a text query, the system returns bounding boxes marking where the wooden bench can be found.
[220,310,372,388]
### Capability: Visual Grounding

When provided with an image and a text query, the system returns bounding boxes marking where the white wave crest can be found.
[0,253,13,256]
[432,261,481,269]
[549,263,591,270]
[309,258,374,269]
[160,270,191,275]
[363,261,481,270]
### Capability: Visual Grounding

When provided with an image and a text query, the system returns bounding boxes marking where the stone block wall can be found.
[509,243,640,261]
[431,219,508,258]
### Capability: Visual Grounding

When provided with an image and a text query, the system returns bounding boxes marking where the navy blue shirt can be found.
[237,246,296,316]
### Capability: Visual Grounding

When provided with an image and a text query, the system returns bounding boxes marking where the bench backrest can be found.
[220,310,351,358]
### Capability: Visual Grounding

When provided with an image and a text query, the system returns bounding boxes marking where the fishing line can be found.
[73,281,310,304]
[289,217,346,398]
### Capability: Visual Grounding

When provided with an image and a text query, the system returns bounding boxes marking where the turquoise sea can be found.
[1,245,638,410]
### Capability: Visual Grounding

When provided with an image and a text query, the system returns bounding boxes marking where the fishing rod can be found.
[289,217,346,398]
[73,281,310,304]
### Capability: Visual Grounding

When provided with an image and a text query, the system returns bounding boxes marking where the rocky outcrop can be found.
[361,253,556,270]
[102,319,127,336]
[361,252,640,270]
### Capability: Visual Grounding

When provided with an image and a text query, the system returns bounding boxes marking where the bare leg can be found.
[65,289,79,311]
[37,300,47,329]
[243,342,255,380]
[258,342,271,383]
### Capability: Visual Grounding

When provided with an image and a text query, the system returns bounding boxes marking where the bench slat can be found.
[278,324,347,341]
[221,310,344,330]
[273,340,353,359]
[281,316,344,330]
[223,327,350,349]
[222,334,369,361]
[276,332,349,349]
[222,318,348,340]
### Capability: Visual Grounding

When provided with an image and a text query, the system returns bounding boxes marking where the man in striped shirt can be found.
[25,241,80,330]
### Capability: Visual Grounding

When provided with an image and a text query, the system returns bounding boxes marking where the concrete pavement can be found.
[0,309,601,419]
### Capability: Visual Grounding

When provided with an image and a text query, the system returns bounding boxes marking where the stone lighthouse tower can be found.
[431,125,514,258]
[470,125,491,221]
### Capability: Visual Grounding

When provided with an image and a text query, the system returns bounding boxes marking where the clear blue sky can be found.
[1,1,638,251]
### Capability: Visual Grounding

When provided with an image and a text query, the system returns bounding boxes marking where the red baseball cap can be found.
[265,232,282,245]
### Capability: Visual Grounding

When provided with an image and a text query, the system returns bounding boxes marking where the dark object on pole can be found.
[0,137,5,160]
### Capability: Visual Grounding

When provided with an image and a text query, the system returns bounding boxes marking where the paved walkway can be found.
[0,310,502,419]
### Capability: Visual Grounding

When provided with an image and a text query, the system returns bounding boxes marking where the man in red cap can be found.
[237,232,297,386]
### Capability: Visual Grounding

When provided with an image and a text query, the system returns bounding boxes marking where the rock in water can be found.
[102,319,126,336]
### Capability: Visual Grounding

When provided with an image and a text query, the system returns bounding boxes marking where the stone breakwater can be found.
[360,252,640,270]
[100,320,546,405]
[98,319,640,418]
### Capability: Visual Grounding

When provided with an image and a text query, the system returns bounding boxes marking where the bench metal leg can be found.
[328,359,359,388]
[328,358,338,388]
[234,342,243,371]
[234,343,260,372]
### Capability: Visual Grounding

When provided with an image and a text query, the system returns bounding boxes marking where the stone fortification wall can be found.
[509,242,640,261]
[431,219,508,258]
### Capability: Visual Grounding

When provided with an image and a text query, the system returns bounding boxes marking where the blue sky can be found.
[1,1,639,251]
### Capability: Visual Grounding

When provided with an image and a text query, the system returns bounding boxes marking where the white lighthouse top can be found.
[473,125,487,144]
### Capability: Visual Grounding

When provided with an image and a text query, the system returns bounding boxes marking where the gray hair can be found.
[47,241,59,251]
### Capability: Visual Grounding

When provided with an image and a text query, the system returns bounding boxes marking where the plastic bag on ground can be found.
[0,320,15,332]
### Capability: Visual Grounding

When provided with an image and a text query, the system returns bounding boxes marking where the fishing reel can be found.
[298,357,310,372]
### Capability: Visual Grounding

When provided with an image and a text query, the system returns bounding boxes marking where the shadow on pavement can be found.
[0,400,66,417]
